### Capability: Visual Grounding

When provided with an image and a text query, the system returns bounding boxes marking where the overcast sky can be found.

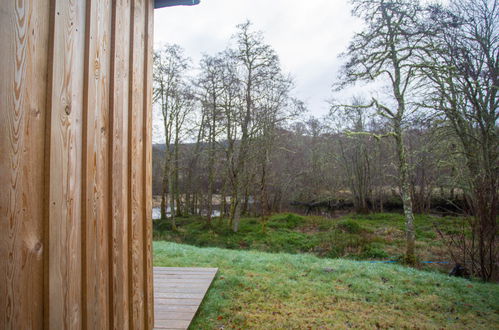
[153,0,363,142]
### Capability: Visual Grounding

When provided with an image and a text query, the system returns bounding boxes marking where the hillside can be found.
[154,242,499,329]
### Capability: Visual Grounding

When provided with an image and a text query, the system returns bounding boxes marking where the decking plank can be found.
[155,298,203,305]
[155,293,206,299]
[154,311,194,320]
[155,284,211,289]
[155,274,216,278]
[154,269,217,274]
[154,305,198,312]
[154,319,191,328]
[154,267,217,330]
[155,267,218,272]
[154,271,216,275]
[155,286,206,294]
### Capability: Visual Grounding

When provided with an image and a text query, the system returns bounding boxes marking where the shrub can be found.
[264,231,316,253]
[268,213,305,229]
[337,219,363,234]
[361,244,389,259]
[153,219,171,232]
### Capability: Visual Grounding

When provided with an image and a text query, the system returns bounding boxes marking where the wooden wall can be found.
[0,0,154,329]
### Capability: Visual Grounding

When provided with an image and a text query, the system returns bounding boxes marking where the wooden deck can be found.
[154,267,218,329]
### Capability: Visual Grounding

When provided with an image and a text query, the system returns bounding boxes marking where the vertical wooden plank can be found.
[2,2,157,329]
[109,0,132,329]
[81,0,112,328]
[128,0,146,328]
[143,1,155,328]
[0,1,49,329]
[45,0,87,328]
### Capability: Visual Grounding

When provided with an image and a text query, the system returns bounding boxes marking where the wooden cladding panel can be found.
[82,0,112,328]
[0,1,50,328]
[109,1,132,329]
[46,0,87,328]
[129,1,147,328]
[143,2,155,329]
[0,1,154,329]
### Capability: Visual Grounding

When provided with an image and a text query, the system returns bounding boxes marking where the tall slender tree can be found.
[420,0,498,280]
[198,54,225,226]
[153,44,193,229]
[337,0,430,263]
[229,21,285,232]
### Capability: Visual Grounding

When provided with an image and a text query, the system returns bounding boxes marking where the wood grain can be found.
[154,319,191,329]
[153,267,218,330]
[155,288,210,294]
[154,312,195,321]
[154,305,199,313]
[45,0,87,328]
[128,0,147,328]
[1,1,155,329]
[109,0,132,329]
[82,0,112,328]
[143,2,155,328]
[0,1,49,329]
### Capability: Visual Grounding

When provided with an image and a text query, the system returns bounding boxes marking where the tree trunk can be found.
[169,165,177,231]
[395,123,416,264]
[472,174,497,281]
[242,187,249,216]
[221,180,227,218]
[161,174,168,220]
[260,160,269,233]
[231,170,244,232]
[161,153,169,219]
[173,131,182,217]
[231,142,248,232]
[206,119,216,226]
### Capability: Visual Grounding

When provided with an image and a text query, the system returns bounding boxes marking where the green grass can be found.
[153,212,465,272]
[154,242,499,329]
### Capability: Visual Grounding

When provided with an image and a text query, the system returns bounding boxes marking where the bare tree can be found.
[153,44,193,230]
[227,21,286,232]
[421,0,498,280]
[337,0,431,263]
[198,54,225,226]
[254,73,296,231]
[333,97,373,214]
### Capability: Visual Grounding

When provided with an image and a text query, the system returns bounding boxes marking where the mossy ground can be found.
[154,242,499,329]
[153,212,465,273]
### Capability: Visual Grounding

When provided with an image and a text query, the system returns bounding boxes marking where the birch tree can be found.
[334,97,373,214]
[229,21,284,232]
[198,54,225,226]
[254,72,296,231]
[153,44,193,230]
[421,0,498,280]
[337,0,429,263]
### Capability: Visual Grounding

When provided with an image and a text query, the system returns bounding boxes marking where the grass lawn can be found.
[154,213,465,273]
[154,242,499,329]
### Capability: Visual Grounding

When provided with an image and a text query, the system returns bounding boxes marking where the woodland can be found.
[152,0,498,283]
